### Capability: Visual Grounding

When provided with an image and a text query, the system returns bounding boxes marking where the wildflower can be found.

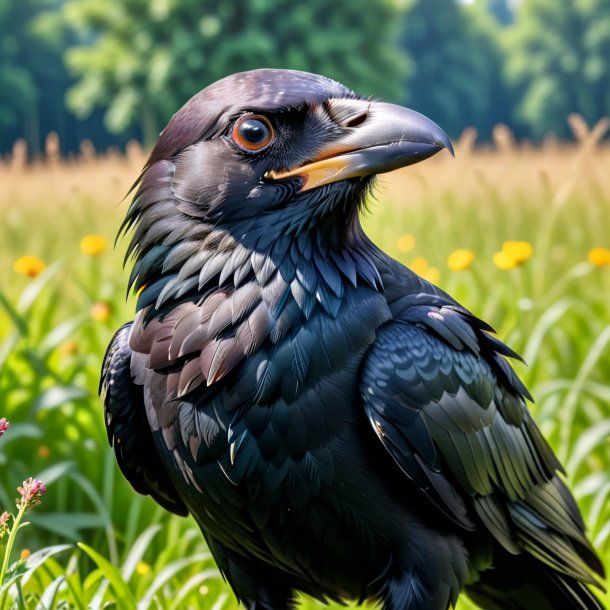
[60,340,78,356]
[397,234,416,253]
[90,302,111,322]
[16,477,46,511]
[0,512,10,538]
[136,561,151,576]
[492,241,533,270]
[588,247,610,267]
[502,241,533,265]
[492,251,516,270]
[421,266,441,285]
[80,234,109,255]
[0,418,8,438]
[447,249,475,271]
[409,256,429,276]
[13,255,46,278]
[20,549,31,560]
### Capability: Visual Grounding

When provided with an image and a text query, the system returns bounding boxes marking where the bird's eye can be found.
[231,115,274,152]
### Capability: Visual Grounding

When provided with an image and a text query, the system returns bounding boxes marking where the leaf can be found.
[77,542,136,610]
[16,262,61,314]
[32,513,108,540]
[0,545,73,594]
[566,418,610,474]
[38,316,88,356]
[33,386,89,412]
[0,292,28,336]
[137,553,212,609]
[34,461,75,485]
[36,575,66,610]
[121,524,161,581]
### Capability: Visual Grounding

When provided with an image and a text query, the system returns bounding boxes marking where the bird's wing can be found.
[360,304,603,585]
[100,322,188,516]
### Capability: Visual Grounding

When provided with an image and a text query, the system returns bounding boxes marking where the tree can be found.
[507,0,610,138]
[400,0,512,139]
[61,0,409,145]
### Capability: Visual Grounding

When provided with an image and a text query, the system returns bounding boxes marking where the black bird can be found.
[101,69,605,610]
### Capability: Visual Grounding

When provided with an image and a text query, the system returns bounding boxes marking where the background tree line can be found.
[1,0,609,155]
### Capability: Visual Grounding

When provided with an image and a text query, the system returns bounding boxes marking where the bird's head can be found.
[123,69,452,310]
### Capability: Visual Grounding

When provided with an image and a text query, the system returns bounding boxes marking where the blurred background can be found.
[1,1,609,609]
[2,0,610,155]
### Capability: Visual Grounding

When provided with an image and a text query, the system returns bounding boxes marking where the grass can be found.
[0,120,609,608]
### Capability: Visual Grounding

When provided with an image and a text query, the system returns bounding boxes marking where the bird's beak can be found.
[266,98,454,192]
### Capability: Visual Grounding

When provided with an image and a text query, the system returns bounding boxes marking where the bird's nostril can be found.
[344,112,368,128]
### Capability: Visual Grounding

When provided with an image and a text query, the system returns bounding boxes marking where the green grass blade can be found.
[77,542,136,610]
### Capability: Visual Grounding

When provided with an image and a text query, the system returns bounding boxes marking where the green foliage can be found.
[61,0,409,143]
[507,0,610,138]
[400,0,513,139]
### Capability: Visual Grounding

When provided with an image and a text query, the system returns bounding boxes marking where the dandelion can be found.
[90,302,111,322]
[397,234,416,253]
[493,240,533,270]
[80,234,109,255]
[16,477,46,511]
[409,257,440,284]
[588,247,610,267]
[502,241,533,264]
[409,256,429,276]
[447,249,475,271]
[492,251,516,270]
[136,561,151,576]
[0,418,8,438]
[13,255,46,278]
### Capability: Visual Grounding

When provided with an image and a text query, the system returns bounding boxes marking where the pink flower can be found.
[0,511,10,539]
[16,478,46,511]
[0,418,8,438]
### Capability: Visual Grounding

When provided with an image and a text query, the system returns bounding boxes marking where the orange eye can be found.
[231,114,274,152]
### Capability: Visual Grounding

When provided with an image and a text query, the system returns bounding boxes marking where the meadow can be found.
[0,117,609,609]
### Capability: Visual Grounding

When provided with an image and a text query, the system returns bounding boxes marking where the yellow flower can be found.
[60,340,78,356]
[588,247,610,267]
[422,266,441,285]
[397,234,416,253]
[502,240,533,265]
[20,549,31,560]
[409,257,440,284]
[447,249,475,271]
[492,251,516,270]
[80,235,109,256]
[493,240,533,270]
[13,255,46,278]
[409,256,429,276]
[90,302,111,322]
[136,561,151,576]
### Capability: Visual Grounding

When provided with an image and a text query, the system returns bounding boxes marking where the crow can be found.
[101,69,605,610]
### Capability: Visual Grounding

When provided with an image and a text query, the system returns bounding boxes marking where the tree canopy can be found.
[0,0,608,154]
[61,0,409,144]
[506,0,610,138]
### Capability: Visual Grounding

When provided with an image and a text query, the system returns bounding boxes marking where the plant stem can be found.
[0,504,27,595]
